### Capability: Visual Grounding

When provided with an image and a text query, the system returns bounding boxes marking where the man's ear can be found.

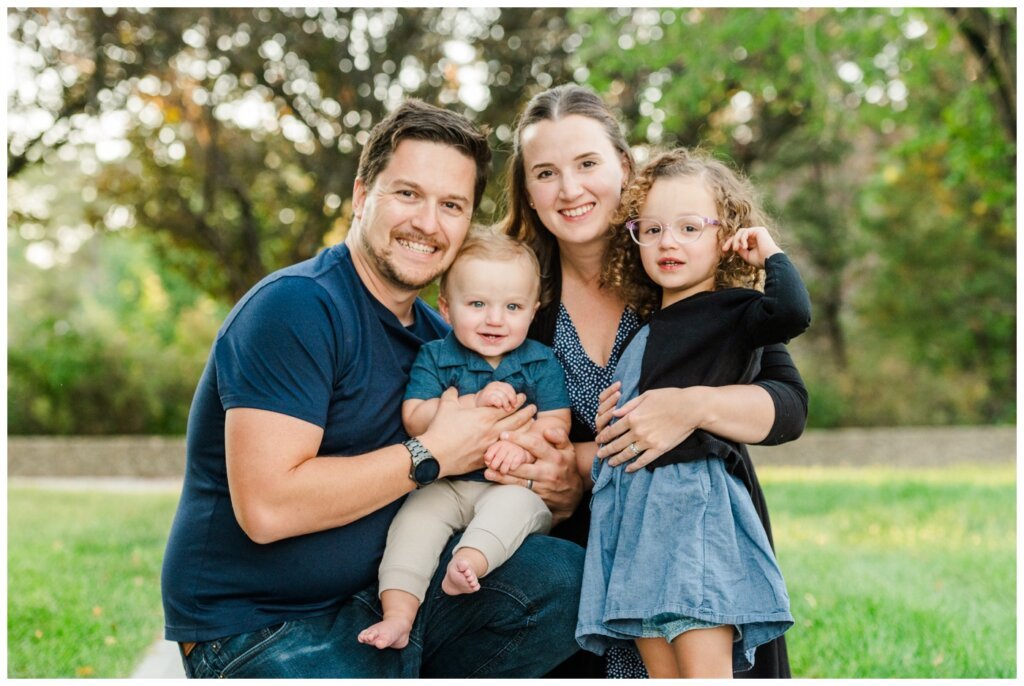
[352,178,367,220]
[438,295,451,324]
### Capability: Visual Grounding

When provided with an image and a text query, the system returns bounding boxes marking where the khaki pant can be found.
[378,479,552,602]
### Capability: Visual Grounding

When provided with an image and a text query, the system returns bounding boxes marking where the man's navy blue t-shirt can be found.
[161,243,449,643]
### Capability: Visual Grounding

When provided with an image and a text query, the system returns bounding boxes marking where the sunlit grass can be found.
[761,465,1016,678]
[5,464,1015,678]
[7,488,179,678]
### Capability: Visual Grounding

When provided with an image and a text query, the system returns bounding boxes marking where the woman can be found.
[489,84,806,678]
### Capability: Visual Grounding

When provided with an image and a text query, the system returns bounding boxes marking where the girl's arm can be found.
[725,227,810,347]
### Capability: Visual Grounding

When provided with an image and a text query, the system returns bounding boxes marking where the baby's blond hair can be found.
[440,228,543,302]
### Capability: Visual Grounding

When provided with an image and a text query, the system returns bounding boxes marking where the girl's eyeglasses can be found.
[625,215,721,246]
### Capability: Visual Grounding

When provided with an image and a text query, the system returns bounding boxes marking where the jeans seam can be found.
[464,582,537,678]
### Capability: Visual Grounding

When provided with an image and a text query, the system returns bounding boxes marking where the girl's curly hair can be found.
[601,147,776,320]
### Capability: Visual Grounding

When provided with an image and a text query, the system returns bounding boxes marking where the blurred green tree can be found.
[8,7,575,300]
[9,164,225,434]
[6,7,1015,432]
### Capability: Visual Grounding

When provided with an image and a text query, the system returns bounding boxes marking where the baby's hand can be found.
[723,226,782,268]
[484,439,533,474]
[475,381,518,412]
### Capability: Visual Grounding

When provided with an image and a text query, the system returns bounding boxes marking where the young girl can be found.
[575,148,811,677]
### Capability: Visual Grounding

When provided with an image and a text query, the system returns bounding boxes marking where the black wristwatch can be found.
[403,437,440,488]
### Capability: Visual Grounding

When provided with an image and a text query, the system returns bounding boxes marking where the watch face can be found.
[414,455,440,484]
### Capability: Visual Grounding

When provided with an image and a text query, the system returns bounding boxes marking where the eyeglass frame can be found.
[624,215,722,246]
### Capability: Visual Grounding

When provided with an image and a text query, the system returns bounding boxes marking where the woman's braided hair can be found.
[600,147,775,320]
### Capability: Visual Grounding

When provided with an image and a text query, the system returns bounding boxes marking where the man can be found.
[161,99,584,678]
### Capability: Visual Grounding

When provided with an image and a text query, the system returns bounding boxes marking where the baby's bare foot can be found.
[357,617,412,650]
[441,557,482,596]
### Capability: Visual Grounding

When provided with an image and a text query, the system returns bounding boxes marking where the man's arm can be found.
[226,408,417,544]
[227,388,535,544]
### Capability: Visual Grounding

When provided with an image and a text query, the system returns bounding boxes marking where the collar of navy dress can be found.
[552,303,641,434]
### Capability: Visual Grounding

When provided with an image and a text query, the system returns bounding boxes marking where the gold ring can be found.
[628,442,640,456]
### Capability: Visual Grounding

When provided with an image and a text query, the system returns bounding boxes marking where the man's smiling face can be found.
[352,138,477,292]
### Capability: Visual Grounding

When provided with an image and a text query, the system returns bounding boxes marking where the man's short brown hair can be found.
[356,99,492,212]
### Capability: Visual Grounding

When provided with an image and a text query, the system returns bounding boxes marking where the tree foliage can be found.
[7,7,1015,433]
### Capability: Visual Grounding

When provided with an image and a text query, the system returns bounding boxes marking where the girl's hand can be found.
[594,387,704,472]
[594,381,622,434]
[723,226,782,268]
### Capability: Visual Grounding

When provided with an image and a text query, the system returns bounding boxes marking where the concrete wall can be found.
[6,426,1015,477]
[748,425,1015,468]
[8,436,186,477]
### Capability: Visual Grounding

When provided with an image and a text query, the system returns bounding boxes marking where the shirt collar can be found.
[435,332,549,377]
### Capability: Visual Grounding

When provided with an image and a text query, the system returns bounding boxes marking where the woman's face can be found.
[520,114,628,249]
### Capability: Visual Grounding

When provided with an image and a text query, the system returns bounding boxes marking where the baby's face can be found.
[439,255,540,367]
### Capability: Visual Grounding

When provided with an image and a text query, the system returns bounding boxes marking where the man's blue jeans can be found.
[179,534,584,678]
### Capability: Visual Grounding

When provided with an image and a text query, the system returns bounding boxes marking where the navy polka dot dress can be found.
[552,303,640,434]
[551,303,648,678]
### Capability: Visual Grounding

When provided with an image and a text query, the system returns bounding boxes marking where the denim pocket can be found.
[211,622,289,677]
[352,585,383,619]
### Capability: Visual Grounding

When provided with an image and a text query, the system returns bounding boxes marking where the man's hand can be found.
[421,387,535,479]
[475,381,518,412]
[484,427,583,525]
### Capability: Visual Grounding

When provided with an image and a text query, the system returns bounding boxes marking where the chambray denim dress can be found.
[575,325,793,672]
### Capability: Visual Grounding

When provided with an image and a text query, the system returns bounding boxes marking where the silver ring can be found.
[526,479,534,491]
[628,442,640,456]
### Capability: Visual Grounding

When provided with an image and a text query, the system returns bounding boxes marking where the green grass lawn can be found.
[760,464,1016,678]
[7,488,179,678]
[6,463,1016,678]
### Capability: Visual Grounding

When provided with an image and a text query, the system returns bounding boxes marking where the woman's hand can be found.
[484,426,583,525]
[594,381,622,435]
[594,387,704,473]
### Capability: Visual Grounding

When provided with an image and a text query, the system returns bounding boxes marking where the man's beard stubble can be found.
[359,228,442,292]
